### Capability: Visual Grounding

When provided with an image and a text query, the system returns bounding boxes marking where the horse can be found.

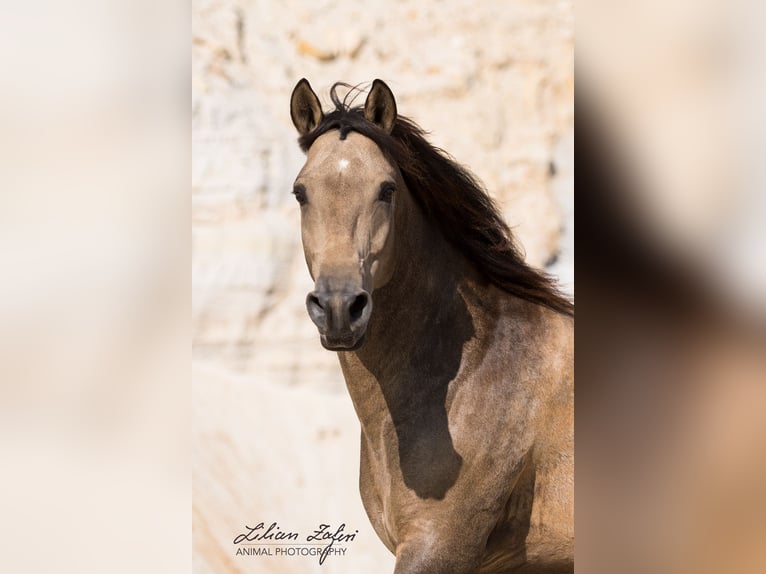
[288,78,574,573]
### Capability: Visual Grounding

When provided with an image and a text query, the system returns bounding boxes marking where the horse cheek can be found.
[299,216,322,282]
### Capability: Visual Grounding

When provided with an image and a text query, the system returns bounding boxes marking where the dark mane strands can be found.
[299,83,574,316]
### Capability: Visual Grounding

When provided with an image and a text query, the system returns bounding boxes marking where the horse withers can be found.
[289,78,574,573]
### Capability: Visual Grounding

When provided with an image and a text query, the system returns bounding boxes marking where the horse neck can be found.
[340,186,480,422]
[372,186,473,337]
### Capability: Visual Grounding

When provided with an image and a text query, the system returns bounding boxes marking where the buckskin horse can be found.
[288,78,574,573]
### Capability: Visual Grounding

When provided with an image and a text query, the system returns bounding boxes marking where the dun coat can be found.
[289,79,574,574]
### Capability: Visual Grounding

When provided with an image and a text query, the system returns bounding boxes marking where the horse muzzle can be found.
[305,285,372,350]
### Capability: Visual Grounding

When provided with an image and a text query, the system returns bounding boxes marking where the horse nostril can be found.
[306,292,327,329]
[307,293,323,311]
[349,292,369,323]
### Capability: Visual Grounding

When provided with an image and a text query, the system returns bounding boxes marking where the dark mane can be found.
[298,83,574,316]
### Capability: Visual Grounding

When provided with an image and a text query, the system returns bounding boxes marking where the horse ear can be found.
[290,78,324,135]
[364,79,397,134]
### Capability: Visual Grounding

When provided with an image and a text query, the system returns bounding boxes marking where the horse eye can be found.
[292,185,308,206]
[378,182,395,203]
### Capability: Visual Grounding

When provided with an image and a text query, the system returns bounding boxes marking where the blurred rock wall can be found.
[192,1,573,572]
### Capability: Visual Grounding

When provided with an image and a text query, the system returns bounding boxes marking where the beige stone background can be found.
[192,0,573,572]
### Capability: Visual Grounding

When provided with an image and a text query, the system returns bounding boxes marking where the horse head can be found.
[290,79,401,350]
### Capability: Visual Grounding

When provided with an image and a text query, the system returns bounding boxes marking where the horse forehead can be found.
[305,131,391,175]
